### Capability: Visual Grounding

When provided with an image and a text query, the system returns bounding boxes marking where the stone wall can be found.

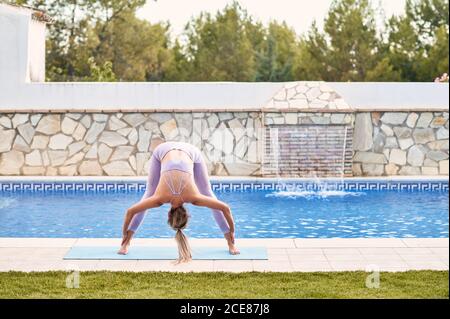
[0,110,448,177]
[0,112,262,176]
[353,112,449,176]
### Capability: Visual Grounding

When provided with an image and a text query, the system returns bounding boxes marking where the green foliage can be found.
[8,0,449,82]
[387,0,449,81]
[182,2,256,81]
[90,11,172,81]
[87,57,116,81]
[418,25,449,81]
[296,0,399,81]
[255,22,298,81]
[365,57,402,81]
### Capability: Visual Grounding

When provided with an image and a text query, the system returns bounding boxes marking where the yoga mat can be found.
[64,246,268,260]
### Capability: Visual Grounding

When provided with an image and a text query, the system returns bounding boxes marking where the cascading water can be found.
[264,124,360,198]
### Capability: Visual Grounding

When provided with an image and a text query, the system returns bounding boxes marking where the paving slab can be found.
[0,238,447,272]
[295,238,407,248]
[402,238,449,248]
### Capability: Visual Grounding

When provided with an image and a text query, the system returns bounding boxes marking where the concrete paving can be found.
[0,238,447,272]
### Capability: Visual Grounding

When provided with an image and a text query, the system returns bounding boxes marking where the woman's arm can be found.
[122,195,164,235]
[191,195,235,232]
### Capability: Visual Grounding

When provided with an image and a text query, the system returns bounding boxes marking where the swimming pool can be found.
[0,178,448,238]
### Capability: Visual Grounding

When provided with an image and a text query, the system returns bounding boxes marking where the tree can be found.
[255,22,298,81]
[295,0,398,81]
[365,57,402,81]
[418,25,449,81]
[37,0,94,80]
[406,0,449,41]
[90,10,172,81]
[294,23,329,81]
[181,2,256,81]
[86,57,116,81]
[11,0,170,81]
[163,39,192,81]
[387,0,449,81]
[8,0,449,82]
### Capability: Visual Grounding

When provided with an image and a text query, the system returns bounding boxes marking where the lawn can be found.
[0,271,447,299]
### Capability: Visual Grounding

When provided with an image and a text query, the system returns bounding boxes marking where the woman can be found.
[119,141,239,263]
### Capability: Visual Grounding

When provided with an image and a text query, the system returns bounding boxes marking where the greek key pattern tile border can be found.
[0,180,447,193]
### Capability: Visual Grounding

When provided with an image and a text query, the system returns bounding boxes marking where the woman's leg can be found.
[119,154,161,254]
[193,161,230,234]
[128,155,161,233]
[193,159,239,254]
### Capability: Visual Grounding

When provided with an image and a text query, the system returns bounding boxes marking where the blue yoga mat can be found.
[64,246,268,260]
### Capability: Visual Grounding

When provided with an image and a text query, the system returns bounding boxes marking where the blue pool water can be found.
[0,187,448,238]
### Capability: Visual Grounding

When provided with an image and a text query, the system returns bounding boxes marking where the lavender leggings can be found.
[127,142,230,234]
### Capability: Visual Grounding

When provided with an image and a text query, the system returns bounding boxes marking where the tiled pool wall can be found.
[0,110,448,177]
[0,178,448,193]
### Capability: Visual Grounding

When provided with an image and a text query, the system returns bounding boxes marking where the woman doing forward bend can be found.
[119,141,239,263]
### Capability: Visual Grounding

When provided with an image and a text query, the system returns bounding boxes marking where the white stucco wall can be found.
[0,82,447,111]
[0,4,31,85]
[0,3,46,86]
[28,19,46,82]
[0,82,285,111]
[330,82,449,110]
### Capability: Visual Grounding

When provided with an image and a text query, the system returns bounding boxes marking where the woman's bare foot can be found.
[117,239,129,255]
[224,232,240,255]
[117,243,129,255]
[228,243,240,255]
[118,231,133,255]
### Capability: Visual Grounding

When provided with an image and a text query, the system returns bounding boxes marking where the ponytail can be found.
[174,228,192,263]
[168,205,192,264]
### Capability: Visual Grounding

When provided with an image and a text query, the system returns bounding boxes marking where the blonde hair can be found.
[168,206,192,263]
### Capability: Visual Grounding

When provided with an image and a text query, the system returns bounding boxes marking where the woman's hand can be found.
[121,209,132,238]
[121,230,132,246]
[119,212,134,255]
[222,204,236,234]
[121,229,129,246]
[121,196,163,235]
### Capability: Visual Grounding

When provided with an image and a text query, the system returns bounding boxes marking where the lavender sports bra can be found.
[160,147,194,196]
[161,160,192,196]
[161,159,193,175]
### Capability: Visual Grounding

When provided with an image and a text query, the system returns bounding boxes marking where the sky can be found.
[137,0,407,38]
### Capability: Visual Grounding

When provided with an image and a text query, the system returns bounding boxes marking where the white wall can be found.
[0,4,31,85]
[28,19,46,82]
[0,3,46,87]
[1,81,284,111]
[331,82,449,110]
[0,82,446,111]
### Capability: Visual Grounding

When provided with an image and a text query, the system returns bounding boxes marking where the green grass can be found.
[0,271,447,299]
